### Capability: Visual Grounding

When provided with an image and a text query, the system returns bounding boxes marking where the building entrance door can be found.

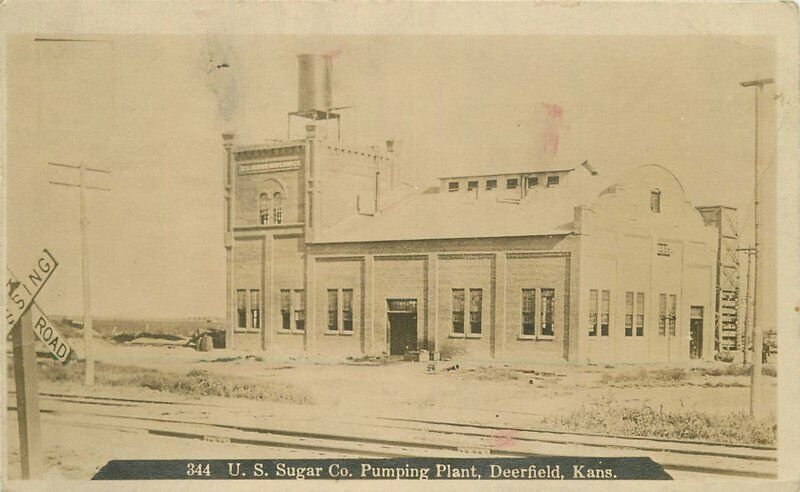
[387,299,418,356]
[689,306,704,360]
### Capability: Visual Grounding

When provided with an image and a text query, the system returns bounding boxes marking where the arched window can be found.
[273,192,283,224]
[259,193,271,225]
[650,189,661,213]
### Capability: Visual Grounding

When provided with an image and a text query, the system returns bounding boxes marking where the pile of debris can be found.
[185,329,226,351]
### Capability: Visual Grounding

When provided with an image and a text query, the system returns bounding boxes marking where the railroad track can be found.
[8,390,777,479]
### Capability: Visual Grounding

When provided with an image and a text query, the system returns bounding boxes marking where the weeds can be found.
[600,367,686,386]
[544,396,776,445]
[694,365,777,378]
[37,362,313,404]
[464,367,520,382]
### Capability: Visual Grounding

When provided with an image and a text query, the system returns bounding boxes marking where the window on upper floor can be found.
[547,176,559,187]
[506,178,519,189]
[527,176,539,188]
[467,181,479,191]
[259,193,271,225]
[486,179,497,190]
[651,189,661,213]
[273,192,283,224]
[448,182,460,192]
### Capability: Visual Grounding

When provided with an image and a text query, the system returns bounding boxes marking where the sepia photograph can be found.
[2,2,798,489]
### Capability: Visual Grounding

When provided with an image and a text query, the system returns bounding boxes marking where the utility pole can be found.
[737,247,755,366]
[740,78,773,419]
[49,161,111,385]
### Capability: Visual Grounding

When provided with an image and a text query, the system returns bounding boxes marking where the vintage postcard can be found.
[2,2,798,490]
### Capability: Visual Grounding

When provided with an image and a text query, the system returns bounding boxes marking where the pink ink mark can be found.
[540,102,564,157]
[325,47,344,59]
[491,429,518,448]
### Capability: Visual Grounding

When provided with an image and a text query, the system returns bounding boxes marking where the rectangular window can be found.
[448,182,459,192]
[342,289,353,332]
[521,289,536,336]
[293,289,305,332]
[658,293,667,336]
[506,178,518,189]
[547,176,560,187]
[452,289,465,334]
[540,288,555,337]
[236,289,247,329]
[625,291,634,337]
[651,190,661,213]
[467,180,478,191]
[273,208,283,224]
[250,290,261,330]
[327,290,338,332]
[486,179,497,190]
[600,290,610,336]
[280,290,291,331]
[668,294,677,336]
[589,289,598,336]
[469,289,483,335]
[527,176,539,188]
[260,211,269,225]
[635,292,645,336]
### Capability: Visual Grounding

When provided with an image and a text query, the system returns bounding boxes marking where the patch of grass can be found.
[37,362,313,404]
[544,397,776,445]
[600,367,686,386]
[464,367,520,382]
[694,364,777,378]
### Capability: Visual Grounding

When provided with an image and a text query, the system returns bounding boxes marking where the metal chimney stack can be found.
[297,54,333,118]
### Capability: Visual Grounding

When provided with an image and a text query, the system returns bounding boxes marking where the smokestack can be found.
[297,54,333,115]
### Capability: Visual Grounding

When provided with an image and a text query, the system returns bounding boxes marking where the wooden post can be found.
[79,162,95,385]
[12,309,43,479]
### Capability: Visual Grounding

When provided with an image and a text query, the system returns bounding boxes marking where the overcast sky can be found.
[6,34,776,318]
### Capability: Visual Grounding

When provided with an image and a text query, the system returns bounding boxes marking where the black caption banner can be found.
[93,457,672,480]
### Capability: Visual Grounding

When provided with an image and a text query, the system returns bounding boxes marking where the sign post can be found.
[10,310,44,479]
[6,249,61,479]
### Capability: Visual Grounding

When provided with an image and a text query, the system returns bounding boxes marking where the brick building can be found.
[222,55,719,364]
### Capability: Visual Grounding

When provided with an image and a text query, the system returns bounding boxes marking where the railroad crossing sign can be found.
[6,268,72,362]
[7,248,62,479]
[6,249,58,331]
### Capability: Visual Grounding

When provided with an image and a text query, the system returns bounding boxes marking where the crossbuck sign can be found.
[6,249,58,330]
[5,249,71,361]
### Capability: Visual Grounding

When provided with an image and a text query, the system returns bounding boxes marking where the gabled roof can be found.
[314,170,612,244]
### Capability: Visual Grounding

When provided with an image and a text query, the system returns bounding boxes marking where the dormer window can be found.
[448,182,460,192]
[506,178,519,189]
[486,179,497,190]
[467,181,478,191]
[546,176,559,187]
[650,189,661,213]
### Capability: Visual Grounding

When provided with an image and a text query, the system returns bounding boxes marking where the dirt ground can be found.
[26,340,779,424]
[5,340,778,480]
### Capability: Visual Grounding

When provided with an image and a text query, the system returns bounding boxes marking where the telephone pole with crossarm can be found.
[49,161,111,385]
